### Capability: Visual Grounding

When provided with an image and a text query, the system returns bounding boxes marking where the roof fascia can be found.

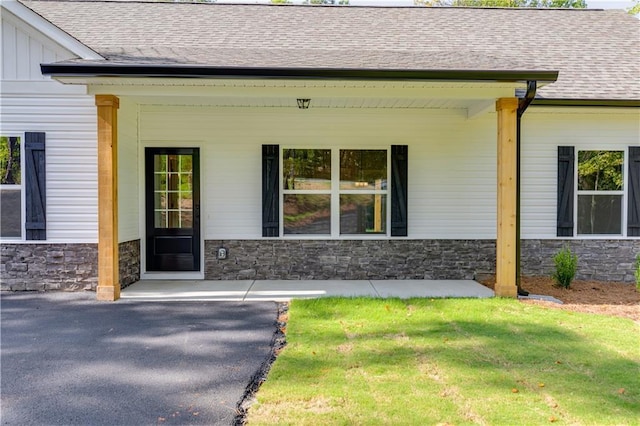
[2,0,103,60]
[531,99,640,108]
[40,64,559,83]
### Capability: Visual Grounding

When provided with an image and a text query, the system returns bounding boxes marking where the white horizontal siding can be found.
[521,109,640,239]
[140,106,498,240]
[0,94,99,243]
[1,10,76,81]
[118,98,140,243]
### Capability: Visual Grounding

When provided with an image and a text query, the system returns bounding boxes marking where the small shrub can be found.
[552,246,578,289]
[635,254,640,290]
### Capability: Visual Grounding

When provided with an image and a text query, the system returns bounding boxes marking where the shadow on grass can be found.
[273,298,639,422]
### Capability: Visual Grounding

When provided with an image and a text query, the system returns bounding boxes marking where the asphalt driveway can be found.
[0,292,277,425]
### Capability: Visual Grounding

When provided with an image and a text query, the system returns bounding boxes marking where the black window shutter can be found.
[557,146,574,237]
[628,146,640,237]
[391,145,408,237]
[262,144,279,237]
[25,132,46,240]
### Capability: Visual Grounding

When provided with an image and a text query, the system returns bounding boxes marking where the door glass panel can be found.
[153,154,194,229]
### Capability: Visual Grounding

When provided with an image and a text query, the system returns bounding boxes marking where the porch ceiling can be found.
[82,78,526,110]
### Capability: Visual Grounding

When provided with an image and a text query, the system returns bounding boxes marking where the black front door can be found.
[145,148,200,271]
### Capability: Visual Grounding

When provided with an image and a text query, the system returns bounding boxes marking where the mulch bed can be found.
[479,276,640,322]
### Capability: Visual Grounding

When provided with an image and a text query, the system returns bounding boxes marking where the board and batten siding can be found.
[1,10,76,81]
[521,108,640,239]
[139,105,498,240]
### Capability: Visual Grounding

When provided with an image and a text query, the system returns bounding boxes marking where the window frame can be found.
[0,133,25,241]
[280,146,391,238]
[574,148,627,238]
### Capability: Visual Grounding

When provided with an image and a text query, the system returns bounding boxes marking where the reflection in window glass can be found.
[283,194,331,235]
[340,150,387,190]
[577,150,624,235]
[0,137,21,185]
[283,149,331,190]
[340,194,387,234]
[153,154,193,229]
[0,136,21,238]
[578,195,622,235]
[578,151,623,191]
[0,189,21,237]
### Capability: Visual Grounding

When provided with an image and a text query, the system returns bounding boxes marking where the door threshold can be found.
[141,271,204,280]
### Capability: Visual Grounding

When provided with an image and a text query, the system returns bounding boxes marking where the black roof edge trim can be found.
[41,64,559,82]
[532,99,640,108]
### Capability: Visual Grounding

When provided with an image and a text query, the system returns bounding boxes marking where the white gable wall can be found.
[1,9,101,243]
[1,9,76,81]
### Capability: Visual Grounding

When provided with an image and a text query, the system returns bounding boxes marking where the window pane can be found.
[578,151,623,191]
[0,189,21,237]
[154,154,167,173]
[577,194,622,235]
[340,194,387,234]
[154,211,167,228]
[180,211,193,228]
[283,149,331,190]
[340,150,387,190]
[0,136,21,185]
[283,194,331,235]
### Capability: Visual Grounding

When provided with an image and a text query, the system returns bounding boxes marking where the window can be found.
[577,150,624,235]
[282,148,388,236]
[0,136,22,238]
[339,150,387,234]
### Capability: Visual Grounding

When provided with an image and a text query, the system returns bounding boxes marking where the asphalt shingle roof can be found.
[19,0,640,100]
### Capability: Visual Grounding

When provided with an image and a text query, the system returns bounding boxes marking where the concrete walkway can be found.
[122,279,494,301]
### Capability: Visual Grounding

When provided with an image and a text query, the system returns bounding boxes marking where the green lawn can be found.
[247,298,640,425]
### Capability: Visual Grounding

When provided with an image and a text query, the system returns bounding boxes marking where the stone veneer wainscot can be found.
[205,239,640,283]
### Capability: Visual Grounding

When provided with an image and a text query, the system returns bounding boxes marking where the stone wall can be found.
[2,239,637,291]
[1,243,98,291]
[205,240,496,280]
[119,239,140,289]
[205,239,639,283]
[521,239,640,283]
[1,240,141,291]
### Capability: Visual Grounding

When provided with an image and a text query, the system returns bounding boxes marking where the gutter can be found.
[40,63,559,83]
[531,99,640,108]
[516,80,537,296]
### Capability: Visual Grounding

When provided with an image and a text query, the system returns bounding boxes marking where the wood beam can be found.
[495,98,518,298]
[95,94,120,301]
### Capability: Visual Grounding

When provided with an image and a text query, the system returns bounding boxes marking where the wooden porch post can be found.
[95,95,120,301]
[495,98,518,298]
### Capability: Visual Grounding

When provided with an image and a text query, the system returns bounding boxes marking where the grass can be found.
[247,298,640,425]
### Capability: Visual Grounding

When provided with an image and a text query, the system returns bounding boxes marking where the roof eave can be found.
[40,64,559,83]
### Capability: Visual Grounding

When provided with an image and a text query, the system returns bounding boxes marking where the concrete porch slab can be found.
[371,279,495,299]
[122,279,494,301]
[121,280,254,301]
[244,280,378,301]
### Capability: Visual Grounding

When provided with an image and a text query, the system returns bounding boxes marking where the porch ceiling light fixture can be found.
[297,98,311,109]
